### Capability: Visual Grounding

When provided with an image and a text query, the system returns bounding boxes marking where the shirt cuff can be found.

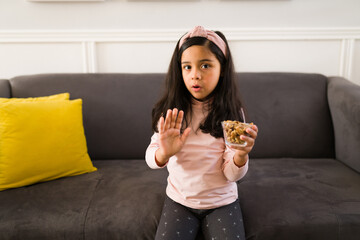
[224,158,249,182]
[145,147,168,169]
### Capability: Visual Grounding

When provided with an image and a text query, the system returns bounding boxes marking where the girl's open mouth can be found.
[192,85,201,92]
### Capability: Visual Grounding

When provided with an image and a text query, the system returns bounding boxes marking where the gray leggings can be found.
[155,196,246,240]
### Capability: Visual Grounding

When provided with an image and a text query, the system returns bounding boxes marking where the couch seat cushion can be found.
[0,171,101,240]
[85,160,168,240]
[0,160,166,240]
[239,158,360,240]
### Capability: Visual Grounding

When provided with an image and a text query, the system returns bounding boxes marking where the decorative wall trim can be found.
[1,28,359,80]
[27,0,105,2]
[339,39,355,80]
[1,28,359,43]
[82,42,97,73]
[223,28,360,40]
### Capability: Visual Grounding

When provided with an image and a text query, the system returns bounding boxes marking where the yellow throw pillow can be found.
[0,92,69,103]
[0,99,97,191]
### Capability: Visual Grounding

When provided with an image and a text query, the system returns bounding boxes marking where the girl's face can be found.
[181,45,221,101]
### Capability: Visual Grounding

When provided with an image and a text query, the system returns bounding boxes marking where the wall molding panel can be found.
[339,38,355,80]
[82,41,97,73]
[0,28,359,84]
[1,28,359,42]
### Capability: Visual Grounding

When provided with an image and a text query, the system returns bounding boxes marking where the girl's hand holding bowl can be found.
[222,120,258,167]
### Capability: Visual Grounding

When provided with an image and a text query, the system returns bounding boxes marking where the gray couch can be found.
[0,72,359,240]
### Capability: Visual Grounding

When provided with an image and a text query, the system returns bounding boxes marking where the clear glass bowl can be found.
[222,120,253,147]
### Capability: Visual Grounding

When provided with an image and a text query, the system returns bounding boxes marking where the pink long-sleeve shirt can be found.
[145,100,248,209]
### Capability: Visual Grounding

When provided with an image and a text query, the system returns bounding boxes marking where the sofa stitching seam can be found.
[82,175,103,240]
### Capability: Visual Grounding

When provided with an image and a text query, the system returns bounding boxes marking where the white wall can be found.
[0,0,360,85]
[1,0,360,30]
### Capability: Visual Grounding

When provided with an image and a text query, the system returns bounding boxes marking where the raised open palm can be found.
[156,108,191,165]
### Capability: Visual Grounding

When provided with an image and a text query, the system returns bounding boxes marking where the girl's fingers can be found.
[175,110,184,130]
[252,125,259,134]
[159,116,165,134]
[246,125,258,139]
[241,135,255,147]
[170,108,178,128]
[230,126,258,152]
[163,108,186,132]
[164,109,172,131]
[180,127,191,142]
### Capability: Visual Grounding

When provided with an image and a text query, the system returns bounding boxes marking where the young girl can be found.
[145,26,258,240]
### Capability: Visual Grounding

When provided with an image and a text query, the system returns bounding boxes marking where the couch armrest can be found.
[328,77,360,173]
[0,79,11,98]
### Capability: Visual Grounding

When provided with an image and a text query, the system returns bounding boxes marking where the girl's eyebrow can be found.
[199,59,214,62]
[181,59,214,64]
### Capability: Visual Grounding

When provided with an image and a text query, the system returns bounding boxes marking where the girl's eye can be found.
[183,65,191,70]
[202,64,210,69]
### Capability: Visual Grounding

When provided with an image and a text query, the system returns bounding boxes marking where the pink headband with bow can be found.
[179,26,227,57]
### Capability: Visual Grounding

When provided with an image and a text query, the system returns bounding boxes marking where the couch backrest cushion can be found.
[10,74,164,160]
[9,72,335,160]
[237,72,334,158]
[0,79,11,98]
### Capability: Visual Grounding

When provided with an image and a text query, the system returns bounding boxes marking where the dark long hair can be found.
[151,30,245,138]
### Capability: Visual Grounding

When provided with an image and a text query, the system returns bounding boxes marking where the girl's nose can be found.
[191,68,201,80]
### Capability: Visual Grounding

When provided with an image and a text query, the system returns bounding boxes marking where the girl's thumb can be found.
[181,128,191,142]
